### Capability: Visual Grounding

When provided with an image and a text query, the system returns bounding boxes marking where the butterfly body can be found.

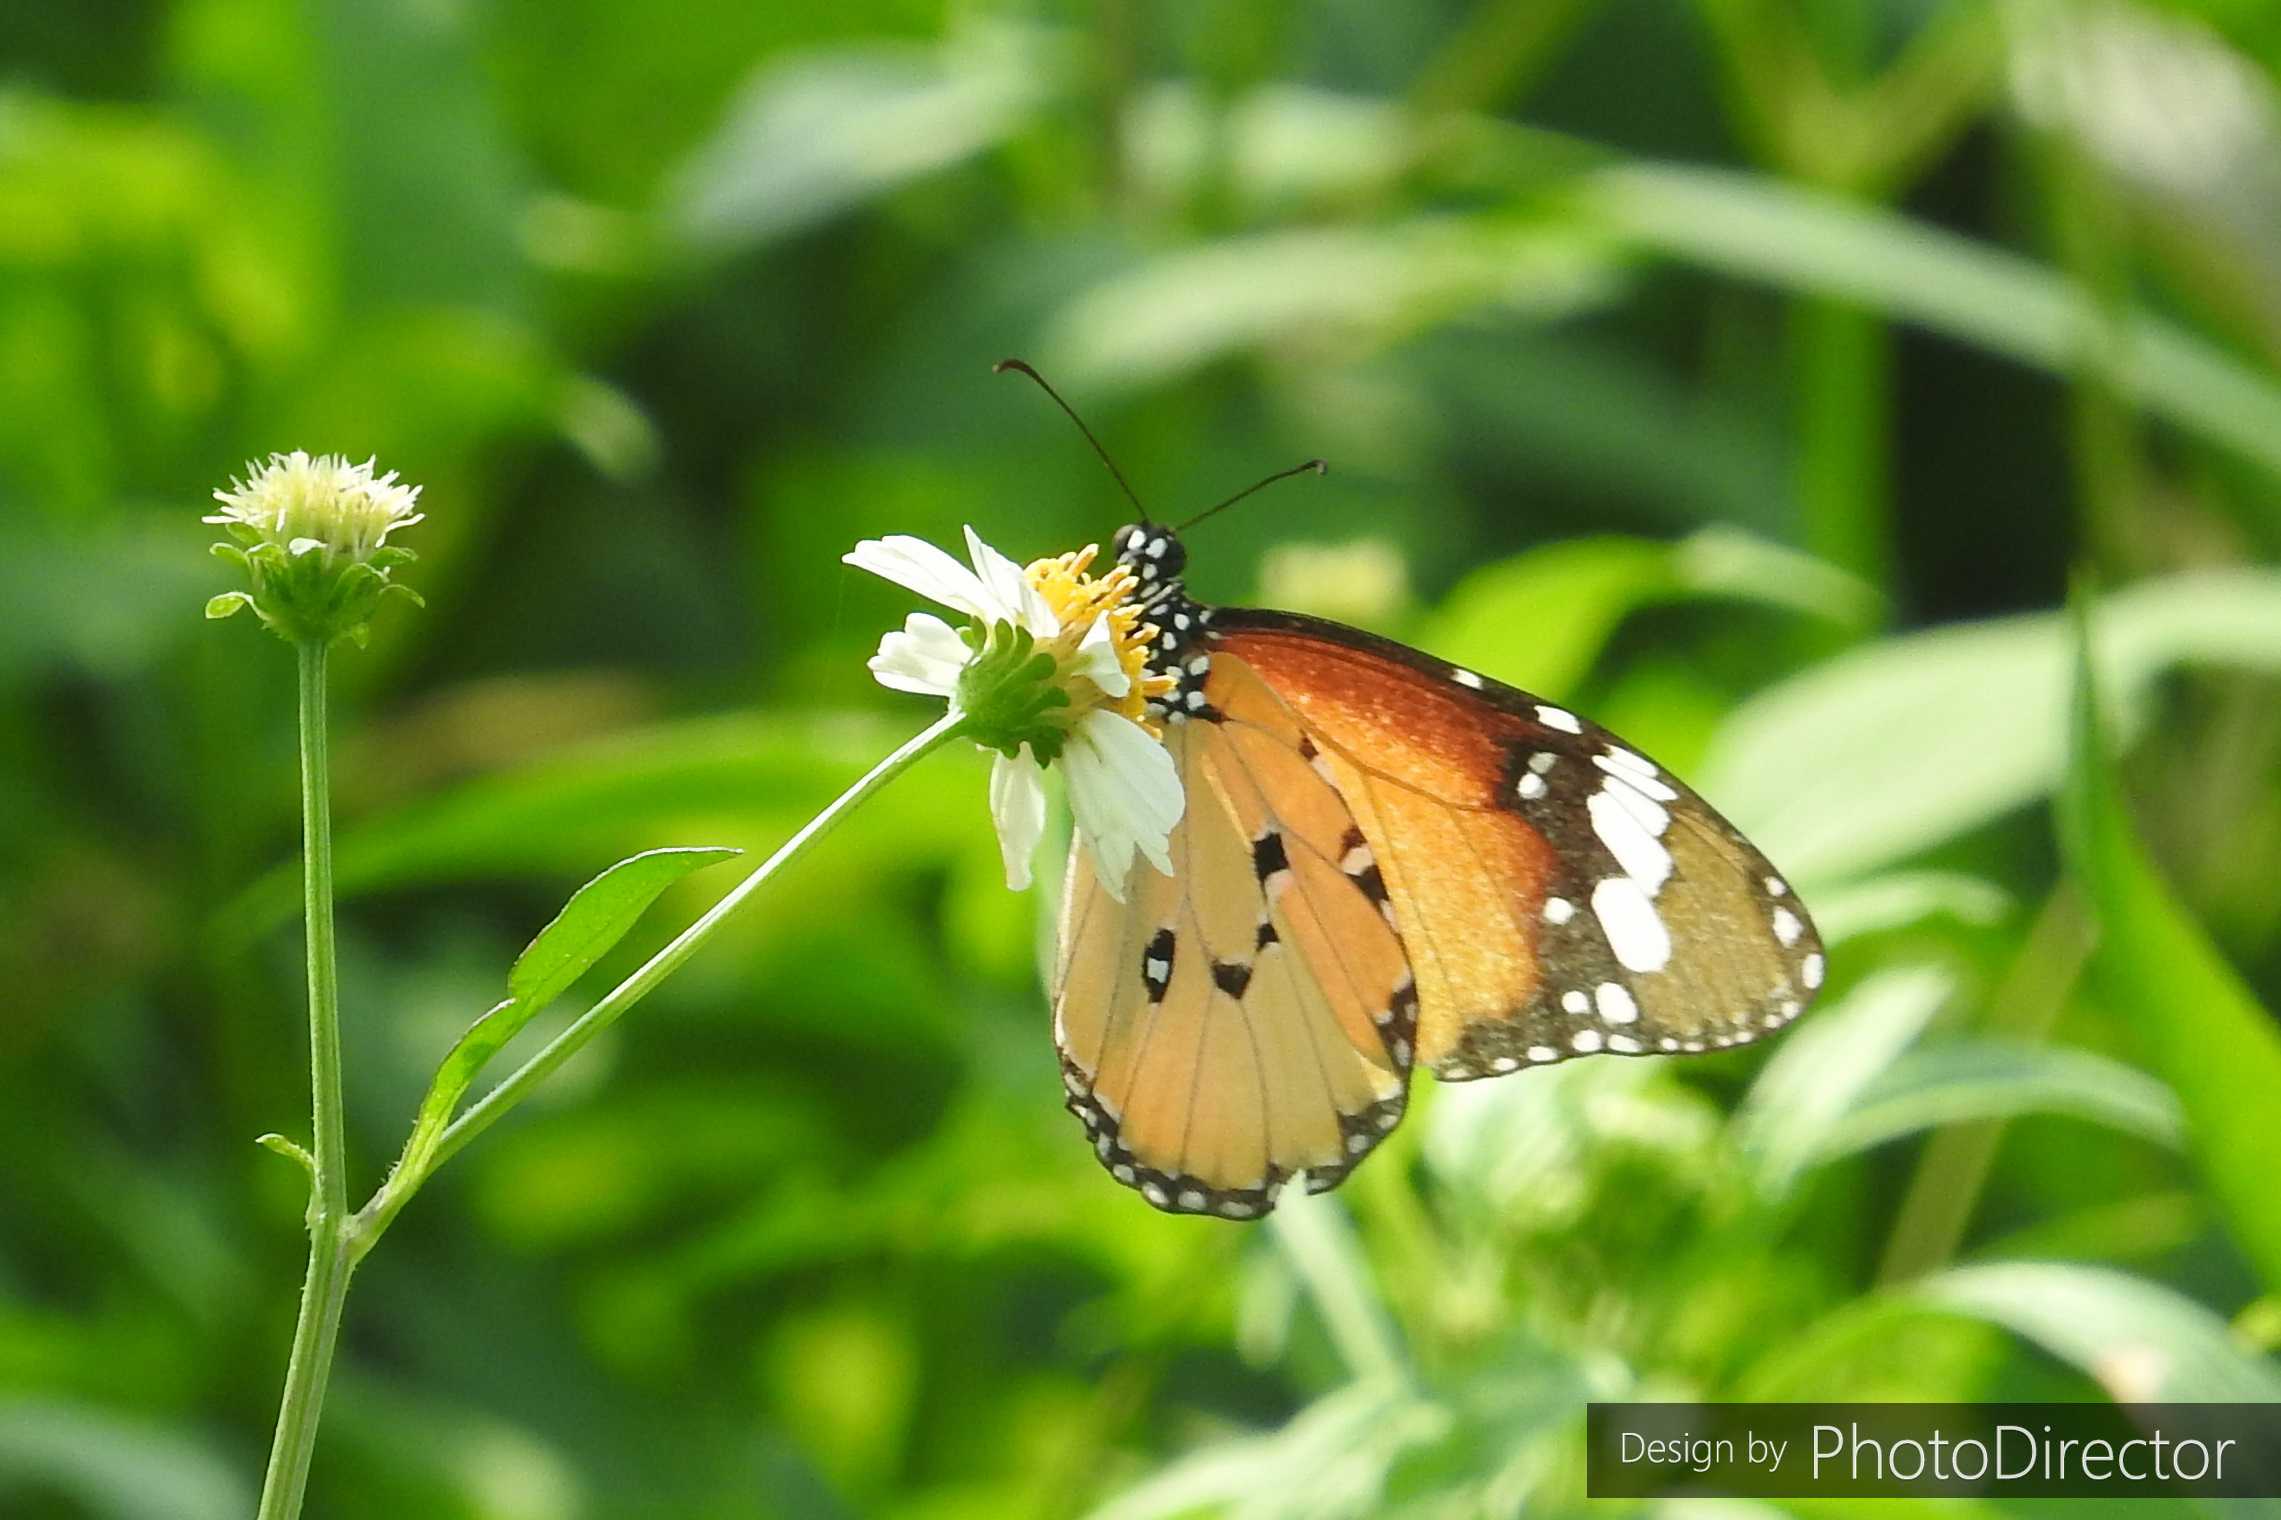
[1052,521,1823,1218]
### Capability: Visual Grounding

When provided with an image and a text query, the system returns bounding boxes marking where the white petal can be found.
[866,612,970,696]
[964,525,1056,636]
[844,535,999,620]
[989,747,1048,892]
[1065,710,1183,892]
[1070,614,1131,698]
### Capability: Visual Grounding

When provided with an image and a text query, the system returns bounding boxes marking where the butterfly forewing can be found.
[1209,610,1824,1078]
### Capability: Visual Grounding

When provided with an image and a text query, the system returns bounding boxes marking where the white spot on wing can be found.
[1452,668,1485,689]
[1802,952,1825,989]
[1595,982,1639,1024]
[1601,746,1659,780]
[1516,772,1548,801]
[1571,1028,1605,1053]
[1601,773,1671,838]
[1543,896,1575,925]
[1587,788,1674,894]
[1593,752,1678,802]
[1561,989,1588,1014]
[1536,705,1583,734]
[1772,906,1803,947]
[1591,877,1672,973]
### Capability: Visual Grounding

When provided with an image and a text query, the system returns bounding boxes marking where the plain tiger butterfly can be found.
[1008,368,1826,1220]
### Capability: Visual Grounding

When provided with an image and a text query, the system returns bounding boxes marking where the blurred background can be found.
[6,0,2281,1515]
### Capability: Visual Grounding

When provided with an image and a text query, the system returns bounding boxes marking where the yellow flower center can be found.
[1025,545,1179,733]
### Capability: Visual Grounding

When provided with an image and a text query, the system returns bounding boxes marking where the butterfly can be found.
[1049,518,1824,1220]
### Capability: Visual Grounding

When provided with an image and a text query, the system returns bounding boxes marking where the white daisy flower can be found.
[844,527,1184,898]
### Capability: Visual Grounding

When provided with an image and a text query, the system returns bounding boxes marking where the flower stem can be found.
[351,708,971,1249]
[256,640,355,1520]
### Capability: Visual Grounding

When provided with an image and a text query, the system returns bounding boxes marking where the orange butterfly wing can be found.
[1052,697,1414,1217]
[1211,610,1823,1078]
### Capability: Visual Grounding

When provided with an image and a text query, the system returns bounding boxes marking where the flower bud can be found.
[205,451,426,645]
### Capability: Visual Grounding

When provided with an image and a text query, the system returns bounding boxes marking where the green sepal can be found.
[206,529,422,647]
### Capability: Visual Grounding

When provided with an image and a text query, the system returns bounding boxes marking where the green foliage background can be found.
[5,1,2281,1516]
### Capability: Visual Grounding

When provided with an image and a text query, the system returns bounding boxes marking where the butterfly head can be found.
[1112,521,1187,590]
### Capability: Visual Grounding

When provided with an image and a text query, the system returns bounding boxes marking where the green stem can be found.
[1791,293,1892,601]
[1875,887,2095,1283]
[256,640,354,1520]
[351,708,970,1251]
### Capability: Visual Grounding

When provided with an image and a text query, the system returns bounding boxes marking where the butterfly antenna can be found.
[994,358,1147,521]
[1175,458,1327,533]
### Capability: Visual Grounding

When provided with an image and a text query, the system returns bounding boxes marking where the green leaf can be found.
[1268,1187,1408,1384]
[2060,587,2281,1295]
[668,34,1048,253]
[1419,529,1874,702]
[1044,216,1611,391]
[1816,1040,2182,1163]
[1734,965,1952,1198]
[1582,162,2281,493]
[1090,1380,1444,1520]
[403,846,738,1168]
[1806,870,2013,944]
[0,1401,248,1520]
[1912,1262,2281,1403]
[507,846,739,1012]
[1706,568,2281,881]
[211,712,971,949]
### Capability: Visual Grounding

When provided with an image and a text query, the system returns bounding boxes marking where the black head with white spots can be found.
[1112,522,1216,724]
[1112,521,1187,589]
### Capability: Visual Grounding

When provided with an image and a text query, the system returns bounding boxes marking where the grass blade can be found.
[2060,588,2281,1295]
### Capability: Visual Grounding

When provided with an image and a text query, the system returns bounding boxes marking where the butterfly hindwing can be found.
[1207,609,1824,1079]
[1052,716,1410,1218]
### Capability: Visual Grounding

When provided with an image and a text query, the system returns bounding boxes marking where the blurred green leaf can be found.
[1707,569,2281,881]
[1582,162,2281,492]
[1421,528,1874,702]
[1735,965,1952,1197]
[2060,588,2281,1294]
[215,712,975,945]
[1914,1262,2281,1403]
[1268,1188,1407,1384]
[668,29,1050,252]
[1045,217,1612,391]
[1819,1040,2182,1162]
[0,1401,247,1520]
[1807,870,2013,944]
[1090,1379,1445,1520]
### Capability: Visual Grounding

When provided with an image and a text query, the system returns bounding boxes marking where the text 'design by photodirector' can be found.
[1587,1404,2281,1499]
